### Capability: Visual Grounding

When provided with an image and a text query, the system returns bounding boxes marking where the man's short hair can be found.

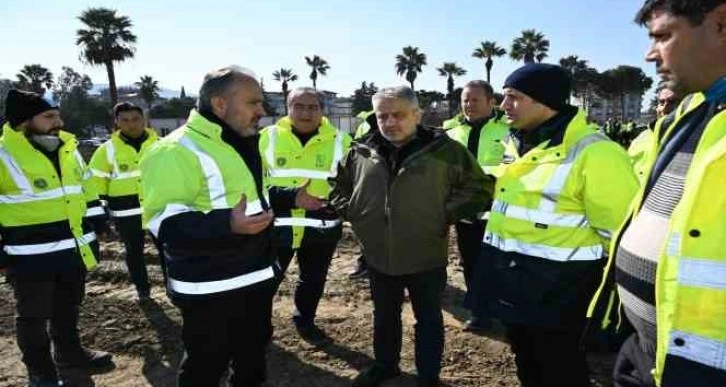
[371,86,419,110]
[463,80,495,99]
[287,87,326,110]
[197,65,257,112]
[113,102,143,118]
[635,0,725,26]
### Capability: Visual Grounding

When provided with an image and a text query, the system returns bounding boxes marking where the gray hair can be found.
[371,86,419,110]
[287,87,326,110]
[197,65,258,112]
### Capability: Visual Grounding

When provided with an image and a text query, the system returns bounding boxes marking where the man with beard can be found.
[141,66,277,387]
[0,89,113,386]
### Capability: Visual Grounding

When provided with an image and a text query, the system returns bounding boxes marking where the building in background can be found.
[572,92,644,124]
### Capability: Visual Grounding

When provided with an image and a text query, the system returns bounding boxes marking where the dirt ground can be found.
[0,226,616,387]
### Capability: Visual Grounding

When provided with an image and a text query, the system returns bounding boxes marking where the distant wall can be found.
[150,118,186,136]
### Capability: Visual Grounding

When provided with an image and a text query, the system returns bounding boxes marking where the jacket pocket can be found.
[491,255,550,309]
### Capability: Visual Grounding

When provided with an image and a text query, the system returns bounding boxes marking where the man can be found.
[89,102,159,301]
[0,89,112,386]
[469,64,639,387]
[260,87,352,342]
[588,1,726,386]
[628,84,683,182]
[347,110,378,280]
[329,86,492,387]
[443,80,510,332]
[141,66,277,387]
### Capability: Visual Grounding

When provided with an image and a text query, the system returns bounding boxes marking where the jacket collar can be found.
[184,109,228,140]
[704,77,726,103]
[1,122,75,152]
[113,128,157,144]
[515,105,578,149]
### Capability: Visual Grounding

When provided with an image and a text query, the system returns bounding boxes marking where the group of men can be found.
[1,0,725,386]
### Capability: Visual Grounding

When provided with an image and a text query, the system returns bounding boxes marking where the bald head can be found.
[197,65,265,137]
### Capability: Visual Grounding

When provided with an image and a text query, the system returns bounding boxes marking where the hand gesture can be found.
[295,180,326,211]
[230,194,274,234]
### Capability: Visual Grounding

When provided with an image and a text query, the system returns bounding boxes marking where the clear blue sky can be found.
[1,0,657,99]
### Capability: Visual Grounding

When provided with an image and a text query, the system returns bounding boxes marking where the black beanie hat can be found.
[4,89,58,127]
[503,64,571,111]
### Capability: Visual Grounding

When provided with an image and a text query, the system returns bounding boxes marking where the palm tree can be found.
[510,29,550,64]
[76,7,137,106]
[134,75,160,113]
[437,62,467,116]
[304,55,329,90]
[472,41,506,83]
[395,46,427,91]
[15,64,54,95]
[272,69,298,114]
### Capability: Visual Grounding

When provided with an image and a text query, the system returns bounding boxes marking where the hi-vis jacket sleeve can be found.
[140,146,233,245]
[88,143,111,199]
[579,141,640,244]
[76,148,106,226]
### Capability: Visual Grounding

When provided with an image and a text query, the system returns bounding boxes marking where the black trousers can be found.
[115,215,150,295]
[276,239,337,327]
[369,266,446,380]
[613,334,656,387]
[149,234,167,284]
[505,323,591,387]
[10,267,86,379]
[177,279,276,387]
[454,220,485,292]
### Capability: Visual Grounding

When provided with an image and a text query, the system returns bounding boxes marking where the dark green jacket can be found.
[329,126,493,275]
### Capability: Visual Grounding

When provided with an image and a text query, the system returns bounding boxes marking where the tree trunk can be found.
[282,83,289,115]
[283,92,289,115]
[409,80,415,91]
[486,58,493,83]
[524,54,534,64]
[105,61,117,107]
[448,76,455,117]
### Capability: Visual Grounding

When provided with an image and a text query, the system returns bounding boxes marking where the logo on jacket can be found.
[276,157,287,167]
[315,154,325,168]
[33,178,48,189]
[119,164,129,172]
